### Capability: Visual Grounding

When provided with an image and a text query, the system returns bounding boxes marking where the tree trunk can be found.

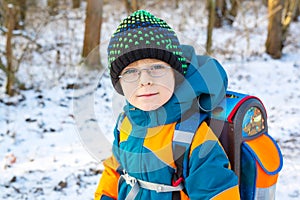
[266,0,298,58]
[265,0,284,59]
[1,0,27,29]
[72,0,81,8]
[262,0,268,7]
[294,0,300,21]
[131,0,138,11]
[282,0,298,41]
[47,0,58,15]
[123,0,139,14]
[175,0,180,9]
[19,0,26,22]
[206,0,215,55]
[228,0,239,24]
[214,0,225,27]
[124,0,132,14]
[5,4,16,96]
[82,0,103,69]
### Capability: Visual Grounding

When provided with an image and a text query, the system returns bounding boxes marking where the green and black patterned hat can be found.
[108,10,188,94]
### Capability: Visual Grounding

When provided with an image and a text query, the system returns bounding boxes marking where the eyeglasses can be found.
[118,64,172,82]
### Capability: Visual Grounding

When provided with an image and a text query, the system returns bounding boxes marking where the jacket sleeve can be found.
[94,155,120,200]
[184,122,240,200]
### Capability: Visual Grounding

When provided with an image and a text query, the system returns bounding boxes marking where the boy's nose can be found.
[139,70,153,86]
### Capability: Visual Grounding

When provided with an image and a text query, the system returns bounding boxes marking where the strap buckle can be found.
[122,170,137,187]
[172,177,184,187]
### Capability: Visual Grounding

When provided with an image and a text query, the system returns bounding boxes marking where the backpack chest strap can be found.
[120,170,184,200]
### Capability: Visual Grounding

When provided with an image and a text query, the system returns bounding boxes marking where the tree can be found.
[266,0,298,58]
[175,0,180,9]
[5,4,17,96]
[214,0,226,27]
[206,0,215,55]
[294,1,300,21]
[47,0,58,15]
[210,0,239,28]
[19,0,26,25]
[123,0,139,14]
[1,0,27,29]
[228,0,239,25]
[72,0,81,9]
[282,0,299,40]
[262,0,268,6]
[82,0,103,68]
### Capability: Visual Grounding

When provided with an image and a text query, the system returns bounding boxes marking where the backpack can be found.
[173,91,283,200]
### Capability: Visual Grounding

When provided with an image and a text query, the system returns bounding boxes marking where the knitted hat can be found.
[108,10,188,94]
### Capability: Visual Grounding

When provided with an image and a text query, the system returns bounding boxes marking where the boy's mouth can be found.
[137,92,159,97]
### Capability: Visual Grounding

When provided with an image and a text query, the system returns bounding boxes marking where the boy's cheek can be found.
[121,83,139,101]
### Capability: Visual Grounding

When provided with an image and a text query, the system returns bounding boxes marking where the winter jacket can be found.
[94,45,240,200]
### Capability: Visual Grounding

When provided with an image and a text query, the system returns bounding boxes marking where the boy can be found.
[95,10,240,200]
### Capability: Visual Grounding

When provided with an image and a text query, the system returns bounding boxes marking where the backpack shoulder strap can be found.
[172,112,208,182]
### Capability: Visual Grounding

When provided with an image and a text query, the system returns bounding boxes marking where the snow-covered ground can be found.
[1,1,300,199]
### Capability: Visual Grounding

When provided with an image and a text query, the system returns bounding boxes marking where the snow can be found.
[1,1,300,199]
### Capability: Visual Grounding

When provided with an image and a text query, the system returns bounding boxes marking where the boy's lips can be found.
[137,92,159,97]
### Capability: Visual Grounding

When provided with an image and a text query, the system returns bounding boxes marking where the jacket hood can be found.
[123,45,228,127]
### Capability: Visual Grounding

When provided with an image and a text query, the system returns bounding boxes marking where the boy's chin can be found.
[135,103,162,111]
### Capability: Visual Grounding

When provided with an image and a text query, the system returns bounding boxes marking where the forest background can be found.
[0,0,300,199]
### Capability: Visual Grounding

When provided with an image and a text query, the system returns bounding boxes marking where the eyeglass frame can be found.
[118,64,172,82]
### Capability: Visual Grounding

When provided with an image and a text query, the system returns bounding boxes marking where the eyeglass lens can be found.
[119,64,170,82]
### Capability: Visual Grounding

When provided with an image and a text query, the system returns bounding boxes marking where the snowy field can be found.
[1,1,300,199]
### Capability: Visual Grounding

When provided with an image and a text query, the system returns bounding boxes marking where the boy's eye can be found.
[151,64,164,70]
[123,68,138,75]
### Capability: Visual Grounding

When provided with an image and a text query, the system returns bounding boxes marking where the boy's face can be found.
[119,58,175,111]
